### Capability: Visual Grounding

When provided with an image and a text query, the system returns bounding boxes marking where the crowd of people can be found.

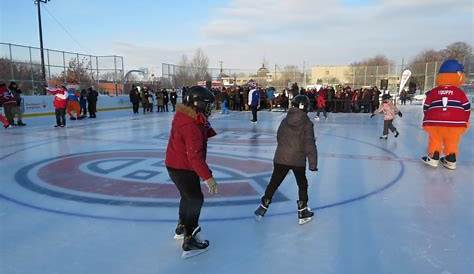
[0,81,100,129]
[0,81,26,128]
[129,85,178,114]
[180,82,387,116]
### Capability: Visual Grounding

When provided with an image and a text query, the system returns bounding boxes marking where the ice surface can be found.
[0,106,472,274]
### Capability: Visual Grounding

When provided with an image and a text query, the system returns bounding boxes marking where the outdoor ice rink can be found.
[0,106,472,274]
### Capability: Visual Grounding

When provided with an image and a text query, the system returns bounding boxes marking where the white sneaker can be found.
[314,117,320,121]
[422,156,439,167]
[440,157,456,170]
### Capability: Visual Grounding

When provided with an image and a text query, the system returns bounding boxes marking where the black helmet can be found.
[185,86,215,116]
[381,94,392,100]
[291,95,310,112]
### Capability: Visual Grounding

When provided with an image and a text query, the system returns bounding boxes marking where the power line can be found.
[42,5,90,54]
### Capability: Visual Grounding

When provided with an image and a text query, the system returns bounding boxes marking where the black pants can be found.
[251,105,258,122]
[167,167,204,236]
[171,103,176,111]
[132,103,139,114]
[88,102,97,117]
[316,107,327,118]
[80,102,87,116]
[55,108,66,126]
[264,163,309,202]
[164,103,168,112]
[383,119,397,135]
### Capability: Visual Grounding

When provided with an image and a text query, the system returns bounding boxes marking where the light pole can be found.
[35,0,50,85]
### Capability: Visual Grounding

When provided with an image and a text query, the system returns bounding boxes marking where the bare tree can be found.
[351,55,392,67]
[190,48,211,83]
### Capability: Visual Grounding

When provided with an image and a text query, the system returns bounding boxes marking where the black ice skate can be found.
[174,223,184,240]
[181,226,209,259]
[297,200,314,225]
[254,197,271,221]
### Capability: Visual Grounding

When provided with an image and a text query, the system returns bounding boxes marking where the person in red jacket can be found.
[422,59,471,170]
[314,90,327,120]
[47,85,68,128]
[165,85,218,259]
[0,83,12,128]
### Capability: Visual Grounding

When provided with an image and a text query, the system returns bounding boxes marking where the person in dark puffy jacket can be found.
[255,95,318,225]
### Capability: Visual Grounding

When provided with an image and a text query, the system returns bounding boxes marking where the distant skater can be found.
[370,94,402,139]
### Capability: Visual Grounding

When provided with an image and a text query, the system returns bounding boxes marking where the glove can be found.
[398,112,403,118]
[370,113,375,118]
[205,177,218,195]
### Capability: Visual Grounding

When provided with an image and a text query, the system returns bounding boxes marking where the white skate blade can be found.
[182,248,208,259]
[255,214,263,222]
[298,217,312,225]
[174,234,184,240]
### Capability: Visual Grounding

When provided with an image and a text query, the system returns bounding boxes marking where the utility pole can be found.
[35,0,50,85]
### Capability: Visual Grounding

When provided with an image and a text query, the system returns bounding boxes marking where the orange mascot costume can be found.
[66,89,81,120]
[422,59,471,170]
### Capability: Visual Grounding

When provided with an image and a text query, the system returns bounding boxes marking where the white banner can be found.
[399,69,412,94]
[22,95,132,115]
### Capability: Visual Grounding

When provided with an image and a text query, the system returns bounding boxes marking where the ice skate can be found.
[394,131,399,138]
[440,154,456,170]
[181,226,209,259]
[379,135,388,140]
[297,200,314,225]
[174,223,184,240]
[254,198,271,221]
[421,152,439,168]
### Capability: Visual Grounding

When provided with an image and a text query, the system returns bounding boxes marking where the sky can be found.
[0,0,473,73]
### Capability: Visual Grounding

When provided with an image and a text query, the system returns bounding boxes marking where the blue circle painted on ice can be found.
[0,133,404,223]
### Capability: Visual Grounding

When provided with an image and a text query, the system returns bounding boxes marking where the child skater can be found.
[255,95,318,225]
[370,94,402,139]
[165,86,218,259]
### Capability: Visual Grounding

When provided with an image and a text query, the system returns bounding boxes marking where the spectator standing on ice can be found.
[248,83,260,123]
[0,83,13,128]
[9,82,26,126]
[47,86,68,128]
[129,85,140,114]
[162,89,169,112]
[87,87,98,118]
[80,89,88,118]
[170,89,177,111]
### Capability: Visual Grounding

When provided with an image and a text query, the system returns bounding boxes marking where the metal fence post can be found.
[114,55,118,96]
[364,66,367,86]
[62,51,66,84]
[47,49,51,80]
[96,56,99,88]
[423,62,429,91]
[121,56,124,95]
[29,47,34,92]
[9,43,14,81]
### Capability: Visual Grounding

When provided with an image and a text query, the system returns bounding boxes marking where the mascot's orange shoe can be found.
[422,59,471,170]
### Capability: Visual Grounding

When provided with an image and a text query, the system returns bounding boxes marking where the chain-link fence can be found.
[162,63,311,91]
[0,42,124,95]
[162,56,473,93]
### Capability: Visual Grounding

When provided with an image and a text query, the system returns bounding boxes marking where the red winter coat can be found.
[47,87,68,109]
[0,86,17,106]
[316,95,326,109]
[423,85,471,127]
[165,104,217,180]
